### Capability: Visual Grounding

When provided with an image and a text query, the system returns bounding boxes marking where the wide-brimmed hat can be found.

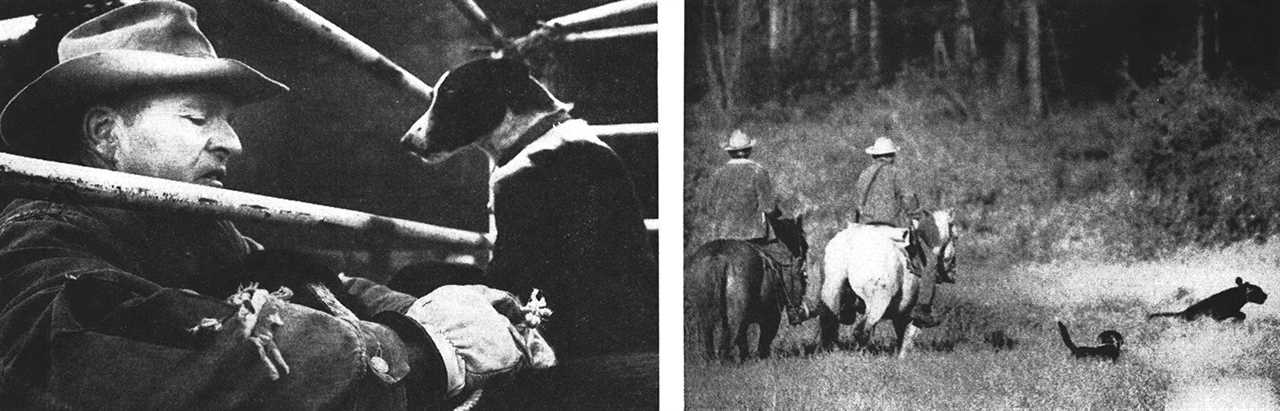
[0,0,288,153]
[722,129,755,151]
[864,137,898,155]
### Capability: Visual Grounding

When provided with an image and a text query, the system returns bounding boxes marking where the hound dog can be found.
[398,58,657,359]
[1147,277,1268,322]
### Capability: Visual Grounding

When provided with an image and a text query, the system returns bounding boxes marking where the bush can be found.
[1123,62,1280,257]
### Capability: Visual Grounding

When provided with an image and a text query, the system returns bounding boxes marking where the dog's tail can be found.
[1146,312,1181,320]
[1056,321,1076,352]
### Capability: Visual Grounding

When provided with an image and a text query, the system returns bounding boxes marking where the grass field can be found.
[685,241,1280,410]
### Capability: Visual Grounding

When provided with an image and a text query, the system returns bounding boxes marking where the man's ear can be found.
[83,106,119,167]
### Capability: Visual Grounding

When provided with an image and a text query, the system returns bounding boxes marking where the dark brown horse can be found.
[687,214,809,361]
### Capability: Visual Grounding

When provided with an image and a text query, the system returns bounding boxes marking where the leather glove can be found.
[405,284,556,398]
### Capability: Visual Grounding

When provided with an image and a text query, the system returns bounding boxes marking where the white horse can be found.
[815,209,956,358]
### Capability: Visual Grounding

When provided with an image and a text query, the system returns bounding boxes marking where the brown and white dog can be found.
[398,58,657,361]
[399,58,573,166]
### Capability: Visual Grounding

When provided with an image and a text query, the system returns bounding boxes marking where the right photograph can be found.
[683,0,1280,409]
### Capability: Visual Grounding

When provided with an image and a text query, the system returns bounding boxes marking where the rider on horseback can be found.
[700,129,808,323]
[853,137,953,328]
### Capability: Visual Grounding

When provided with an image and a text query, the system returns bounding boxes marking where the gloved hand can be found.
[405,285,556,397]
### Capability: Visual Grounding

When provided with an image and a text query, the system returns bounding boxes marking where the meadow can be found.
[684,70,1280,409]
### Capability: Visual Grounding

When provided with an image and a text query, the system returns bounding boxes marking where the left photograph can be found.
[0,0,656,409]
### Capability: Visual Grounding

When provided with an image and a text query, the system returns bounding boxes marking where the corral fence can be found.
[0,0,658,267]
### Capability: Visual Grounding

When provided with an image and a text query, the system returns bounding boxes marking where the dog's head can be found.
[400,58,564,164]
[1097,330,1124,348]
[1236,276,1268,305]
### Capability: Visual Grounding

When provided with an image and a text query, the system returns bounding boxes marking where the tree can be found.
[701,0,754,126]
[868,0,880,83]
[1025,0,1042,119]
[954,0,978,71]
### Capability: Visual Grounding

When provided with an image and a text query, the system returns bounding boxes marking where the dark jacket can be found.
[0,199,446,410]
[486,120,657,358]
[699,159,776,240]
[852,159,918,227]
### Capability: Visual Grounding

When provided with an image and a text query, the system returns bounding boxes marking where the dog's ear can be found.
[1237,277,1245,286]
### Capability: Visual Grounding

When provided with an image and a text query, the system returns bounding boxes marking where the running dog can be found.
[1057,321,1123,362]
[1147,277,1267,322]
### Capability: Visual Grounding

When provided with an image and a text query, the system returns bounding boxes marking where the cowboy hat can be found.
[0,0,288,154]
[722,129,755,151]
[864,137,898,155]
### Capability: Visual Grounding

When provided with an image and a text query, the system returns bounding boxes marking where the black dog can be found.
[1147,277,1268,322]
[1057,321,1123,362]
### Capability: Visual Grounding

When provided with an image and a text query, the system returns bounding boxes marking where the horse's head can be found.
[768,212,810,321]
[916,208,958,282]
[768,213,809,268]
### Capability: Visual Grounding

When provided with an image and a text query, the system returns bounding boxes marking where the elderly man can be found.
[852,136,943,327]
[0,2,540,408]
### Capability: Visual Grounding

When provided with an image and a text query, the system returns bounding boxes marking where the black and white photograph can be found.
[0,0,656,409]
[684,0,1280,409]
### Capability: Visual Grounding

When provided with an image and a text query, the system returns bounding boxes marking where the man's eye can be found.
[182,115,207,126]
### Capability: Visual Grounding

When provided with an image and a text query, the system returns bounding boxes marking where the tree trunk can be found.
[1194,0,1205,76]
[954,0,977,70]
[1024,0,1042,119]
[1047,20,1066,96]
[849,0,861,79]
[768,0,783,96]
[998,0,1021,100]
[868,0,881,84]
[933,30,951,75]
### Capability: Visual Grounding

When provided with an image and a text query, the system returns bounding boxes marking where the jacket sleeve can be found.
[754,165,778,214]
[893,166,921,215]
[0,206,447,409]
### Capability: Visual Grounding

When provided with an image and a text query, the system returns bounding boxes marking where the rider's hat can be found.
[722,129,755,151]
[1,0,288,154]
[864,137,899,155]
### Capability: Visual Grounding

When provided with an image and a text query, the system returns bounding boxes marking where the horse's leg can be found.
[818,264,846,352]
[857,295,892,352]
[815,306,838,352]
[892,314,921,359]
[758,310,780,359]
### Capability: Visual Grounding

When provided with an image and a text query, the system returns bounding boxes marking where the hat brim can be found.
[1,49,288,152]
[865,147,897,155]
[723,139,756,151]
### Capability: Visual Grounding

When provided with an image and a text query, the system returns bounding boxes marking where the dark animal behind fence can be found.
[1147,277,1267,322]
[688,214,808,361]
[1057,321,1123,362]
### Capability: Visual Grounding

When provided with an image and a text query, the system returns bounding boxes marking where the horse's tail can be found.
[1146,312,1182,320]
[1056,321,1076,352]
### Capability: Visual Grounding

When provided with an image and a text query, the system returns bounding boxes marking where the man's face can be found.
[111,91,240,187]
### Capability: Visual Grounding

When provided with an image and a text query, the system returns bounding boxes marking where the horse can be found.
[814,208,957,358]
[687,213,809,361]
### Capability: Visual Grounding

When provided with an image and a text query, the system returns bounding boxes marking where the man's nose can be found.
[208,121,243,159]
